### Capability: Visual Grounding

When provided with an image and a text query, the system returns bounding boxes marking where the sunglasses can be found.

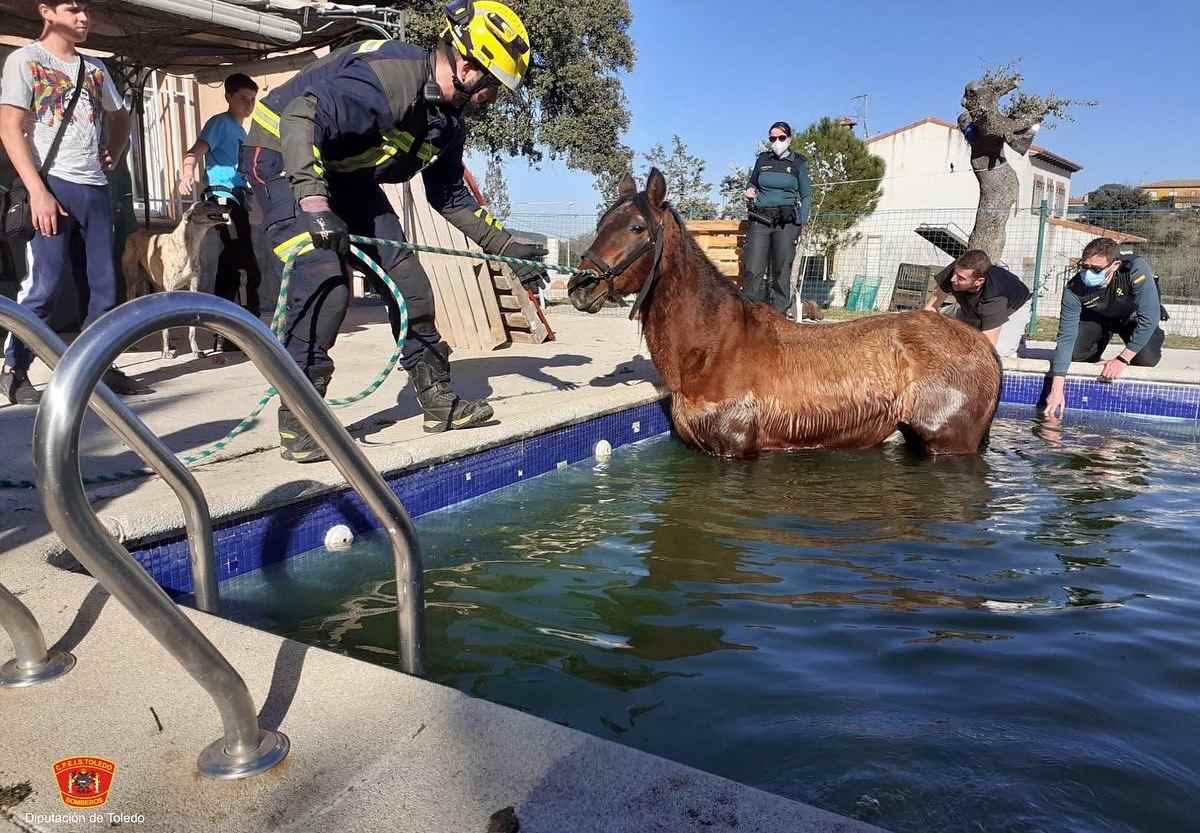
[768,135,790,142]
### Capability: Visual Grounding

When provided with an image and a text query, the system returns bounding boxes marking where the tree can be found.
[640,135,717,220]
[792,117,885,288]
[593,148,635,214]
[718,163,751,220]
[482,155,512,221]
[1086,183,1150,212]
[958,63,1096,258]
[404,1,636,191]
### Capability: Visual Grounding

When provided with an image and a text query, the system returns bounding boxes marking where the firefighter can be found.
[241,0,548,462]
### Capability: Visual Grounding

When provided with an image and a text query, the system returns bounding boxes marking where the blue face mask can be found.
[1081,268,1109,287]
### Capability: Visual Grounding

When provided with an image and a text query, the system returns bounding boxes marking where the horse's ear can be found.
[617,172,637,198]
[646,167,667,208]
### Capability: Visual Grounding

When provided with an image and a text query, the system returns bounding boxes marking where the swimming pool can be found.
[218,406,1200,833]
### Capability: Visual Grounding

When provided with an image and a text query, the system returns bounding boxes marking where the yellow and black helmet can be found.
[443,0,531,91]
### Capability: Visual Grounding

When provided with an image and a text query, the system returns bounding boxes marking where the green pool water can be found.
[222,408,1200,833]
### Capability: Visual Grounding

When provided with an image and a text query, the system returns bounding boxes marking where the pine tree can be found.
[483,155,512,221]
[640,135,717,220]
[793,117,885,271]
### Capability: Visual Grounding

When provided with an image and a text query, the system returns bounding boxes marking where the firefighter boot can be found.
[410,345,494,433]
[278,367,333,463]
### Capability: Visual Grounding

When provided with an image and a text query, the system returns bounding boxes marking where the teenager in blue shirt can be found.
[180,73,262,318]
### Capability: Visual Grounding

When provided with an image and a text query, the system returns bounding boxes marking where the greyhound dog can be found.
[121,201,230,359]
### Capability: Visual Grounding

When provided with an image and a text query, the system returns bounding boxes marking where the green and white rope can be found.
[0,235,589,490]
[175,239,409,468]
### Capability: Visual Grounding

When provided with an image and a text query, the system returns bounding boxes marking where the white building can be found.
[807,116,1143,317]
[866,116,1078,215]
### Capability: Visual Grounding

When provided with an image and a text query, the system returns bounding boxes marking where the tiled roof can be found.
[1048,216,1147,244]
[1140,179,1200,189]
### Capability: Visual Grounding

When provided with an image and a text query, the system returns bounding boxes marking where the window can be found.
[798,255,829,305]
[1054,182,1067,217]
[1031,176,1046,211]
[802,255,827,281]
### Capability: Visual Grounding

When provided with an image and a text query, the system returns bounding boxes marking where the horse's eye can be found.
[631,224,646,234]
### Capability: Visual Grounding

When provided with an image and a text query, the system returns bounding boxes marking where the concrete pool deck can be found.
[1,304,1196,832]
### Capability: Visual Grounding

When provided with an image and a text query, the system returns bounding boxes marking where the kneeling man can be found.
[924,249,1032,357]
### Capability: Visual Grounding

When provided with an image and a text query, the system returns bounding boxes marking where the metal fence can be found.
[504,205,1200,346]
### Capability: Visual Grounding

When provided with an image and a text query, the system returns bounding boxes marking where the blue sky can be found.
[472,0,1197,216]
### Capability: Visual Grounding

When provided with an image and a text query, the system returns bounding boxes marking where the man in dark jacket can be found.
[1042,237,1164,419]
[924,249,1032,356]
[241,0,547,462]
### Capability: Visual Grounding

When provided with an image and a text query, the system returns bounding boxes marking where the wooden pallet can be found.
[490,266,552,344]
[686,219,747,279]
[387,179,506,352]
[383,178,554,348]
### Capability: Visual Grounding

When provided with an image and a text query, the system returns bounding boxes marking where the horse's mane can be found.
[661,207,744,305]
[633,206,749,360]
[677,210,739,286]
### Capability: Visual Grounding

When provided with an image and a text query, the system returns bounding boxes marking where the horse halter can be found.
[579,191,667,321]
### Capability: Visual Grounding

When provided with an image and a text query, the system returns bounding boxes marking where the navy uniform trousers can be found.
[241,145,441,376]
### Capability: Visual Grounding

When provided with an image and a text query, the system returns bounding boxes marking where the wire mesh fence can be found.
[1037,209,1200,346]
[500,205,1200,346]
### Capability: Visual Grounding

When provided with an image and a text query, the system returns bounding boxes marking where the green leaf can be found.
[404,0,635,186]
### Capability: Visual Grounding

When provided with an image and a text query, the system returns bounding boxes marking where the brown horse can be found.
[568,169,1002,459]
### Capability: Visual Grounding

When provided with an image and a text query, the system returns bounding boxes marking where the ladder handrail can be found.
[34,292,424,776]
[0,298,218,688]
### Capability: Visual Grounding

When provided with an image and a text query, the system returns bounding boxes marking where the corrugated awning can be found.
[0,0,397,71]
[914,222,970,259]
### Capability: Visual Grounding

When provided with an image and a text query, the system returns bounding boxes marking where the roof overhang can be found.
[914,222,970,259]
[0,0,400,72]
[1030,148,1083,175]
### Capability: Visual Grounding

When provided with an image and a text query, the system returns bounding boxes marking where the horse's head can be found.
[568,168,670,316]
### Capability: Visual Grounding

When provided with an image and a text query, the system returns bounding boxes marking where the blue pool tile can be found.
[130,400,674,595]
[1002,371,1200,421]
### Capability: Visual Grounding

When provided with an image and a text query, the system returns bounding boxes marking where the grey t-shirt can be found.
[0,42,125,186]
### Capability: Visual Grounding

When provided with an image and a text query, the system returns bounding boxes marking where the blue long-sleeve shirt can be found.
[1051,256,1160,376]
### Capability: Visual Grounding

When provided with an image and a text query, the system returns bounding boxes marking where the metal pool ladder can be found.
[26,292,425,779]
[0,296,218,687]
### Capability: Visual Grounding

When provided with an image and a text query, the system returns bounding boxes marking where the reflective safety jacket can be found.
[244,39,507,251]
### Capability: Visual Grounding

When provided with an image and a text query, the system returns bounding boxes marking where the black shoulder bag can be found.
[2,57,87,242]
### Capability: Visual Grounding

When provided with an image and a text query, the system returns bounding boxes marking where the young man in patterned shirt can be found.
[0,0,152,404]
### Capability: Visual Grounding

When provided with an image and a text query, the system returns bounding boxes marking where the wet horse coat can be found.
[569,170,1001,458]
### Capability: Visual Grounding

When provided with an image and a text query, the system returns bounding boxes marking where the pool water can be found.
[223,408,1200,833]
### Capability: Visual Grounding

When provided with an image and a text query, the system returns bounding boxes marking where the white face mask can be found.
[771,138,791,157]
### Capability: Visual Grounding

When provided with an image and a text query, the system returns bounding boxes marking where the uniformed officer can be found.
[1043,237,1165,419]
[741,121,813,314]
[241,0,548,462]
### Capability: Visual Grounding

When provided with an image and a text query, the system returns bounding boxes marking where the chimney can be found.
[837,116,858,130]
